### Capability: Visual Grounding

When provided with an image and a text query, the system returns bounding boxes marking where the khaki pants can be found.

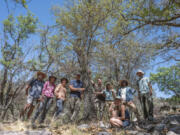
[140,93,153,120]
[66,97,81,121]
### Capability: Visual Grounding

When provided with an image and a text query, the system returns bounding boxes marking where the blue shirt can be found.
[117,87,136,102]
[70,80,83,98]
[103,89,116,101]
[29,79,44,98]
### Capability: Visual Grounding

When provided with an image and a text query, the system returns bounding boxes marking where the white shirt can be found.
[121,87,127,101]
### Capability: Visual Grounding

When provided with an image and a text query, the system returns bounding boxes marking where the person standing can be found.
[68,72,85,121]
[54,78,69,118]
[136,70,153,121]
[20,71,46,120]
[93,79,105,120]
[117,80,140,121]
[31,75,56,126]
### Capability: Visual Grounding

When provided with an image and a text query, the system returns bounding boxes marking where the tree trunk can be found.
[0,68,8,105]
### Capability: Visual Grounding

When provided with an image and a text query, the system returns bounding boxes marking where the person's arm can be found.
[25,85,31,96]
[25,79,35,96]
[54,84,61,97]
[41,81,48,98]
[94,91,103,95]
[148,83,153,96]
[119,105,126,120]
[112,89,116,100]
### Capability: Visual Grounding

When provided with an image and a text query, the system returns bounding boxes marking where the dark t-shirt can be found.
[70,80,83,98]
[29,79,44,98]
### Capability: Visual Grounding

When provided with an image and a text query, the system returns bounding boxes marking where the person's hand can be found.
[25,90,28,96]
[39,96,44,102]
[149,90,152,96]
[80,88,85,91]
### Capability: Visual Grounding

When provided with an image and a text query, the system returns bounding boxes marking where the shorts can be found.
[122,120,130,127]
[27,95,39,106]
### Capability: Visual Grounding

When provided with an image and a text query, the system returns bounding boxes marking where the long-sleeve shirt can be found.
[54,84,66,101]
[42,81,55,98]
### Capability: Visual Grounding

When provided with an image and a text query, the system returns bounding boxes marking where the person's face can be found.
[50,78,56,83]
[114,99,120,105]
[137,72,143,77]
[76,75,81,80]
[107,84,111,90]
[61,80,67,87]
[122,82,126,87]
[38,74,43,80]
[97,79,102,85]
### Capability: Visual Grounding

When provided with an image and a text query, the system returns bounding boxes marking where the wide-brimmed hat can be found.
[49,75,57,81]
[136,69,144,75]
[120,80,128,87]
[37,71,46,78]
[74,71,81,76]
[115,96,121,100]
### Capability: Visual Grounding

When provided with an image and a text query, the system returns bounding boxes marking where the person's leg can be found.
[100,101,105,120]
[127,101,140,120]
[21,95,33,118]
[71,98,81,121]
[39,97,52,124]
[27,104,35,119]
[32,98,46,123]
[54,99,63,117]
[147,94,153,120]
[110,117,123,127]
[142,94,148,119]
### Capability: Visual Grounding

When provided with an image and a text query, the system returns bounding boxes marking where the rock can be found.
[25,130,52,135]
[99,121,111,129]
[0,130,52,135]
[97,132,112,135]
[155,124,166,131]
[127,130,138,135]
[0,131,24,135]
[77,124,90,130]
[152,130,160,135]
[136,132,150,135]
[166,131,178,135]
[169,126,180,134]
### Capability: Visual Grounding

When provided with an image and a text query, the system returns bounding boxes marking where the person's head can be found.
[75,73,81,81]
[120,80,128,87]
[106,83,112,90]
[136,70,144,78]
[114,97,121,105]
[49,76,57,83]
[61,78,69,87]
[37,72,46,80]
[97,79,102,85]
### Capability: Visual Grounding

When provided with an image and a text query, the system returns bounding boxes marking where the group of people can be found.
[20,69,154,128]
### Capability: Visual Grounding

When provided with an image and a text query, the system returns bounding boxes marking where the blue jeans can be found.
[32,96,53,124]
[54,99,64,117]
[122,120,130,127]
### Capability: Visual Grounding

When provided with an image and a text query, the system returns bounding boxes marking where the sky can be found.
[0,0,178,98]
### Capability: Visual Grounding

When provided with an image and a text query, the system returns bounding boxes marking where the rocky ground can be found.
[0,113,180,135]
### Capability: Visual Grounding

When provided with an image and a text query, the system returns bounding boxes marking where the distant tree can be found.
[0,13,37,119]
[150,63,180,97]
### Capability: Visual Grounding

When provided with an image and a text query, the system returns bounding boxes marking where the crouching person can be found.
[117,80,140,121]
[31,75,56,127]
[54,78,68,118]
[110,97,130,128]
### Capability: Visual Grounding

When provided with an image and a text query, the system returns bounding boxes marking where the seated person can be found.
[117,80,140,121]
[109,96,130,127]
